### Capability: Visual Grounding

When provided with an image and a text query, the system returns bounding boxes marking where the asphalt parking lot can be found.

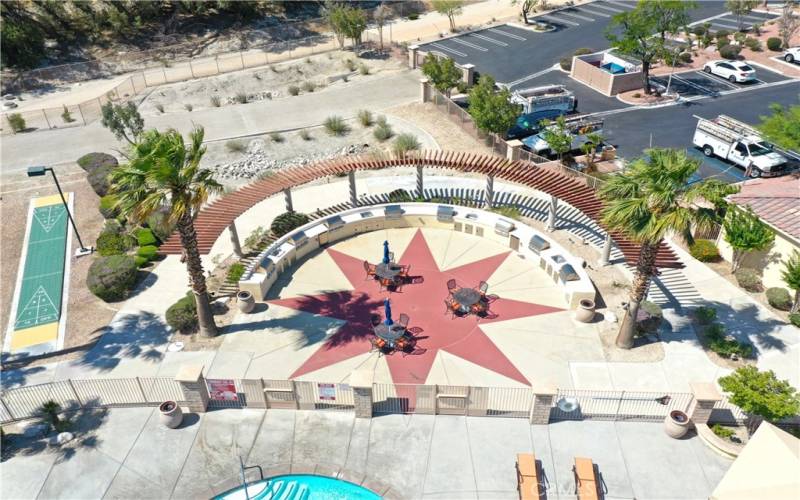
[505,68,630,115]
[692,9,779,33]
[650,64,792,98]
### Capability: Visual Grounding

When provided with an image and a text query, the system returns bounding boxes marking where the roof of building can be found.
[728,174,800,240]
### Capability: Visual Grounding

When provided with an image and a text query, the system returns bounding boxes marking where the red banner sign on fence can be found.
[208,379,238,401]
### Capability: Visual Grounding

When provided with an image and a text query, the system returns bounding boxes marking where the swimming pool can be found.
[215,474,381,500]
[601,62,626,74]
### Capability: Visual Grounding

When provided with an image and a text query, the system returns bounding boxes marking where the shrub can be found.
[706,323,754,358]
[137,244,158,261]
[692,25,707,36]
[694,306,717,325]
[387,189,413,202]
[323,115,349,136]
[96,232,130,256]
[766,287,792,310]
[61,105,74,123]
[719,44,741,59]
[637,300,663,334]
[632,92,641,98]
[375,115,388,127]
[235,92,248,104]
[393,133,421,154]
[711,424,735,440]
[299,129,312,141]
[288,85,300,96]
[744,37,762,51]
[77,152,118,196]
[456,81,469,94]
[146,208,175,243]
[270,212,310,237]
[166,292,197,333]
[226,140,246,153]
[715,29,730,40]
[679,52,693,63]
[269,132,284,143]
[357,109,373,127]
[408,12,419,20]
[226,262,245,282]
[735,268,762,292]
[134,256,149,268]
[184,103,193,112]
[87,255,137,302]
[210,95,221,107]
[373,123,393,141]
[8,113,26,132]
[99,194,119,219]
[344,59,356,71]
[574,47,594,56]
[559,57,572,71]
[244,226,267,250]
[790,313,800,328]
[766,37,782,51]
[301,81,316,93]
[136,228,157,247]
[689,239,720,262]
[359,63,370,75]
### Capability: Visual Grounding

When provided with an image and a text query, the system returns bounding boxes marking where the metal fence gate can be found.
[549,389,693,422]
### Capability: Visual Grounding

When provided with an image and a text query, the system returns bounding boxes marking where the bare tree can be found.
[512,0,541,25]
[778,0,800,48]
[374,3,391,52]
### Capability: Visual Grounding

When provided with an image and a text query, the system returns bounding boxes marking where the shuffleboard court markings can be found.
[34,204,66,233]
[14,286,59,330]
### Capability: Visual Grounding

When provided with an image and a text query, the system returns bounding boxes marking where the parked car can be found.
[702,60,757,83]
[784,46,800,63]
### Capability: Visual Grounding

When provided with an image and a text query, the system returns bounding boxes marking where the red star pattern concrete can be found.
[269,229,564,385]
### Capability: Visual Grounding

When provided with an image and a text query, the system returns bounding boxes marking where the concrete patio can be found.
[1,407,732,499]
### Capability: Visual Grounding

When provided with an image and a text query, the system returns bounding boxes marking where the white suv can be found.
[703,60,757,83]
[784,47,800,63]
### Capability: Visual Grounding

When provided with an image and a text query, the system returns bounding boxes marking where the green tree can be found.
[539,116,573,163]
[695,178,740,219]
[467,75,522,137]
[599,148,714,348]
[432,0,464,32]
[421,53,462,96]
[0,17,45,69]
[648,0,697,42]
[726,0,760,31]
[579,132,604,170]
[341,6,368,46]
[325,2,348,49]
[723,206,775,272]
[110,127,223,337]
[758,103,800,152]
[512,0,541,24]
[101,102,145,145]
[781,250,800,313]
[719,366,800,434]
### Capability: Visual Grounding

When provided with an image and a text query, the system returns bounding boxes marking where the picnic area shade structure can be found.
[711,422,800,500]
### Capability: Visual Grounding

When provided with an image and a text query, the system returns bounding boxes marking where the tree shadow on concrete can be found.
[0,356,49,389]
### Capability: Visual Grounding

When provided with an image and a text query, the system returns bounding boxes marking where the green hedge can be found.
[166,292,198,333]
[270,212,310,237]
[766,287,792,310]
[136,228,157,247]
[96,232,131,256]
[77,152,118,197]
[689,239,720,262]
[790,313,800,328]
[87,255,137,302]
[98,194,119,219]
[137,245,158,261]
[766,37,782,51]
[134,256,149,268]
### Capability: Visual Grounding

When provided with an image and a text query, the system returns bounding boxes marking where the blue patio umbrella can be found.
[384,299,393,325]
[383,240,390,264]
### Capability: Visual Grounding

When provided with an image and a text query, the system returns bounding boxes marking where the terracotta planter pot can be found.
[159,401,183,429]
[664,409,690,439]
[574,299,596,323]
[237,290,255,313]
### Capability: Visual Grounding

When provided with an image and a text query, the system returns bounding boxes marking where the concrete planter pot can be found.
[664,409,690,439]
[237,291,255,313]
[574,299,596,323]
[159,401,183,429]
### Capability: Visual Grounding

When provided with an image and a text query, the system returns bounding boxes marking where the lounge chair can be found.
[516,453,541,500]
[573,457,599,500]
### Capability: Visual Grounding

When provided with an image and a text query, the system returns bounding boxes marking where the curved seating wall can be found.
[239,203,595,309]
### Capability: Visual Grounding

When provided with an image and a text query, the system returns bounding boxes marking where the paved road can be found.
[0,71,420,174]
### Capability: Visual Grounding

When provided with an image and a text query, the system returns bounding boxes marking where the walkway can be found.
[0,407,731,499]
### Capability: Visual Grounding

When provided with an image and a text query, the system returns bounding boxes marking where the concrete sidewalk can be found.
[0,408,731,499]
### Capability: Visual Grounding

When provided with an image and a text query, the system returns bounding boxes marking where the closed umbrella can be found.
[384,299,393,325]
[383,240,390,264]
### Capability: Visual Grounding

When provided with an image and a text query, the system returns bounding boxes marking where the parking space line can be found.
[588,3,625,14]
[671,74,716,95]
[470,33,508,47]
[506,67,558,88]
[606,0,636,9]
[430,43,467,57]
[539,14,579,26]
[740,13,774,21]
[488,28,526,41]
[576,7,611,18]
[557,10,596,22]
[451,38,489,52]
[710,21,744,31]
[695,71,739,89]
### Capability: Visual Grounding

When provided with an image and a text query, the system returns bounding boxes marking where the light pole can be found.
[27,166,93,257]
[665,47,681,97]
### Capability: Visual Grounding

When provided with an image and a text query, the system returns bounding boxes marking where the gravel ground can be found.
[0,165,117,367]
[140,50,405,115]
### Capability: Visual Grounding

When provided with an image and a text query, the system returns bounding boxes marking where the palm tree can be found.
[599,148,714,349]
[110,127,222,337]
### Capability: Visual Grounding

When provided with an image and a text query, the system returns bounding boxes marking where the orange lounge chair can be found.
[574,457,599,500]
[516,453,541,500]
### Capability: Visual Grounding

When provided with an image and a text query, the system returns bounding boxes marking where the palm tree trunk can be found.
[792,290,799,314]
[616,242,658,349]
[176,214,218,337]
[642,60,652,95]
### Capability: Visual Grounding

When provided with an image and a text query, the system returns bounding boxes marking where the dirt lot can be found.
[0,165,117,367]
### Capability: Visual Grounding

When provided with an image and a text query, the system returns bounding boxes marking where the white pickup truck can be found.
[692,115,789,178]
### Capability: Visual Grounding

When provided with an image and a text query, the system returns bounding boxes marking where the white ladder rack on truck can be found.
[509,85,575,114]
[694,115,747,144]
[715,115,762,139]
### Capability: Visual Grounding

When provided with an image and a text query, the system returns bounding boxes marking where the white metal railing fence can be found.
[708,396,748,425]
[548,389,694,422]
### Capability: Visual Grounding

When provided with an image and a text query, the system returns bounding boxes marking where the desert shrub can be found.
[301,81,316,92]
[358,109,373,127]
[679,52,693,63]
[766,37,782,51]
[375,115,388,127]
[359,63,370,75]
[226,140,246,153]
[98,194,119,219]
[735,268,762,292]
[393,133,421,154]
[226,262,245,282]
[288,85,300,96]
[637,300,663,334]
[715,29,730,40]
[789,313,800,328]
[373,123,393,141]
[689,239,720,262]
[166,292,197,333]
[574,47,594,56]
[61,105,74,123]
[135,228,157,246]
[210,95,221,107]
[694,306,717,325]
[271,212,310,237]
[323,115,349,136]
[706,323,754,358]
[269,132,284,143]
[711,424,735,439]
[719,44,741,59]
[559,57,572,71]
[744,37,762,51]
[78,152,118,196]
[766,287,792,310]
[692,25,707,36]
[96,232,129,256]
[8,113,26,132]
[299,129,312,141]
[344,59,356,71]
[184,103,193,112]
[235,92,248,104]
[87,255,137,302]
[136,244,158,261]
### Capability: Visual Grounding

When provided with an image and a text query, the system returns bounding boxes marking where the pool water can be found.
[601,62,626,74]
[215,474,381,500]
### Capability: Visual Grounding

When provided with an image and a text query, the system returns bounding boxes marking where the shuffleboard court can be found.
[4,193,73,356]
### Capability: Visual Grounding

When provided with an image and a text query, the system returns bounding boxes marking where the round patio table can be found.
[453,288,481,310]
[373,323,407,343]
[375,262,402,281]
